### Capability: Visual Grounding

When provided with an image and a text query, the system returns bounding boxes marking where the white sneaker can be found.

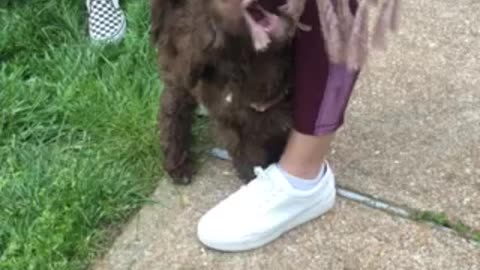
[87,0,126,43]
[197,163,336,252]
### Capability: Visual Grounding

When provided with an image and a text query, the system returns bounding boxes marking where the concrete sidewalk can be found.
[330,0,480,228]
[94,0,479,269]
[94,162,479,270]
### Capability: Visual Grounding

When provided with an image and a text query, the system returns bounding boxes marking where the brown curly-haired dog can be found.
[151,0,294,184]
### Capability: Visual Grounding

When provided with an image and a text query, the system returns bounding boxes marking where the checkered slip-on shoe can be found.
[87,0,126,43]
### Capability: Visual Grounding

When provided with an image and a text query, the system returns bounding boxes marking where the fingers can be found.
[297,22,312,32]
[255,3,275,18]
[242,0,256,8]
[277,3,290,15]
[243,10,271,51]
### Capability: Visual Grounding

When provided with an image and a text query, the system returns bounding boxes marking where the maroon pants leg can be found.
[293,0,360,135]
[257,0,360,136]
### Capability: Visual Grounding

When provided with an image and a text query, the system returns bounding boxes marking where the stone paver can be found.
[331,0,480,227]
[94,161,480,270]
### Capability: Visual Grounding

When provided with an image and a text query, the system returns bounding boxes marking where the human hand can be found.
[242,0,295,51]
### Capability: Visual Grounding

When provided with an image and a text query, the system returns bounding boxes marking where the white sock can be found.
[276,164,326,191]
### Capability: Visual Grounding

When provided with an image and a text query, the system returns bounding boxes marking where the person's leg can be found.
[197,0,358,252]
[87,0,126,43]
[278,0,359,181]
[279,131,333,179]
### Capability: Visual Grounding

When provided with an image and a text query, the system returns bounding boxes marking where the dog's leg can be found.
[213,123,262,181]
[232,146,267,182]
[231,136,271,182]
[216,120,289,182]
[159,84,197,184]
[237,134,288,179]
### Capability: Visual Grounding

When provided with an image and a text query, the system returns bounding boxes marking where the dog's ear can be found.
[150,0,187,45]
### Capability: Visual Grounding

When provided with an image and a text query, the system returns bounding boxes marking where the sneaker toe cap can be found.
[197,210,248,250]
[197,212,228,248]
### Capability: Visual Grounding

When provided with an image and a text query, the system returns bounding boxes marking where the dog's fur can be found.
[151,0,294,183]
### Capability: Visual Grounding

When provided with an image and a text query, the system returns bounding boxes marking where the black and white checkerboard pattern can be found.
[88,0,126,42]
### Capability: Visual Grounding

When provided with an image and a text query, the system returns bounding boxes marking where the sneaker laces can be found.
[246,166,273,192]
[214,166,282,223]
[235,166,281,209]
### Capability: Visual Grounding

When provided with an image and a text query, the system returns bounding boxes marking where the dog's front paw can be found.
[167,163,194,185]
[235,165,256,183]
[163,151,194,185]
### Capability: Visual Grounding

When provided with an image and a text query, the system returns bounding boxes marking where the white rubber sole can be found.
[199,187,336,252]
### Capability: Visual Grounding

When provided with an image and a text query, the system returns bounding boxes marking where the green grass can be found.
[413,211,480,244]
[0,0,174,269]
